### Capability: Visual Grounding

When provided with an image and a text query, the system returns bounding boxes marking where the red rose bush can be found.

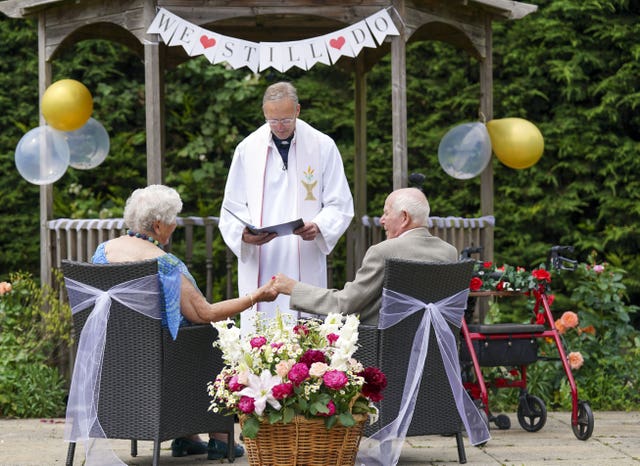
[208,312,386,438]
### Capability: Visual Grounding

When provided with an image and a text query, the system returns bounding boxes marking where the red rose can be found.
[531,269,551,282]
[469,277,483,291]
[272,382,294,400]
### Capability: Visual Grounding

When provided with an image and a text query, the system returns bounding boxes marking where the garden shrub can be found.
[0,270,71,418]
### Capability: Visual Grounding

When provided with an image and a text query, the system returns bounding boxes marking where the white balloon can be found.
[15,126,70,185]
[438,122,492,180]
[65,117,110,169]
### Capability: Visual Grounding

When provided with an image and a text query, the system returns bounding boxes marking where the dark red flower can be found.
[470,277,483,291]
[293,324,309,336]
[300,349,327,367]
[359,367,387,402]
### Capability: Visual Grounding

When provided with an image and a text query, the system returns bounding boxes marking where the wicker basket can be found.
[240,414,367,466]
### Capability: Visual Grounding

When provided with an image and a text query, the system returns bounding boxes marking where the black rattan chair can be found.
[62,259,234,466]
[356,258,475,464]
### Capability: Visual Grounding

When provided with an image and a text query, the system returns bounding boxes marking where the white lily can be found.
[237,370,283,416]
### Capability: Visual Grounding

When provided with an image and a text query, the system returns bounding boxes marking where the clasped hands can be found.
[250,273,297,304]
[241,221,320,245]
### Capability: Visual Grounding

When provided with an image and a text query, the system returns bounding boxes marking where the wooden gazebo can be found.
[0,0,537,288]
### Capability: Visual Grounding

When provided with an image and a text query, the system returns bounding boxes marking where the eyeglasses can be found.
[265,116,296,126]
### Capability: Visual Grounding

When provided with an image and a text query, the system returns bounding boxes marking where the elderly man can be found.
[219,81,354,333]
[272,187,458,324]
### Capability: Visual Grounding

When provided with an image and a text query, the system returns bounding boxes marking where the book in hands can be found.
[224,207,304,236]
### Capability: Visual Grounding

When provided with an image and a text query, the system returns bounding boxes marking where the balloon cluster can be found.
[14,79,110,185]
[437,117,544,179]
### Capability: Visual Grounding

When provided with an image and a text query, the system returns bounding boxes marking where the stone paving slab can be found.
[0,411,638,465]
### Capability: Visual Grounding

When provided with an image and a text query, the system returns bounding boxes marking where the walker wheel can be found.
[517,394,547,432]
[493,414,511,430]
[572,400,594,440]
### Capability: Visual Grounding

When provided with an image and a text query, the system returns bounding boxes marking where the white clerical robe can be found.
[219,119,354,333]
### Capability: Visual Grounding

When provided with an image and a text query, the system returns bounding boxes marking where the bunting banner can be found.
[147,7,400,72]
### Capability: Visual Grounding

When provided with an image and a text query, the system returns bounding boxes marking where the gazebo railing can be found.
[47,215,494,300]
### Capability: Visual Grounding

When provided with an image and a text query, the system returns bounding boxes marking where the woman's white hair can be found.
[391,188,430,227]
[123,184,183,232]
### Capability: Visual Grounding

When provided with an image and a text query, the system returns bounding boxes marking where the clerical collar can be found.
[272,133,294,170]
[272,133,294,148]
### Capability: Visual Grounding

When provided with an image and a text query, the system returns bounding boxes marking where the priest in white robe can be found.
[219,82,354,333]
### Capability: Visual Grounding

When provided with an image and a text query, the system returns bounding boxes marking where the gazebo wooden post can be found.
[479,16,494,262]
[348,56,368,280]
[38,11,53,289]
[144,1,165,185]
[391,1,408,190]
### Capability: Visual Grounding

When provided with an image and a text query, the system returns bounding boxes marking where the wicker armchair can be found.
[61,259,234,466]
[356,258,475,464]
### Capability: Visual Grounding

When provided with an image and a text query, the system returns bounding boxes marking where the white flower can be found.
[237,370,283,416]
[212,320,243,363]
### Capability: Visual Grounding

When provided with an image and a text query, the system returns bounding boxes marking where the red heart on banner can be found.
[200,35,216,49]
[329,36,346,50]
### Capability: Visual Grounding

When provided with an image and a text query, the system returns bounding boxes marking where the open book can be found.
[223,207,304,236]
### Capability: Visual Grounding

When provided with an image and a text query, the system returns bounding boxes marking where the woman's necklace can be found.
[126,229,163,248]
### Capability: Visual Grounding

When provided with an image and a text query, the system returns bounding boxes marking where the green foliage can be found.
[0,270,72,417]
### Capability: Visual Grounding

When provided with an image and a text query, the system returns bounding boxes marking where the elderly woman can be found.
[92,184,277,459]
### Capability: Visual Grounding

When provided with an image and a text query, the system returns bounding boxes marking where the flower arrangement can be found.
[469,261,552,293]
[208,312,387,438]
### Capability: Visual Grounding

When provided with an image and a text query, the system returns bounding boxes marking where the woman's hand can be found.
[254,280,278,303]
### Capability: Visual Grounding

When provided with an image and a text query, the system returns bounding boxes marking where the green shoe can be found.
[207,439,245,460]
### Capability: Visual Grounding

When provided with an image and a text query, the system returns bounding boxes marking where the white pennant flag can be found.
[324,32,353,64]
[344,20,377,56]
[299,37,331,69]
[190,27,222,59]
[146,8,181,44]
[258,42,283,72]
[167,19,197,52]
[214,35,260,72]
[365,8,400,45]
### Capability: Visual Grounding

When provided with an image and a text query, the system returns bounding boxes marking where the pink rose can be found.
[318,399,336,417]
[593,264,605,273]
[250,336,267,349]
[272,383,294,400]
[309,362,329,378]
[288,362,310,386]
[237,396,255,414]
[326,333,339,345]
[228,375,244,392]
[276,360,294,378]
[323,370,348,390]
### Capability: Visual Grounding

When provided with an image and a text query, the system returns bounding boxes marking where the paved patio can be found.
[0,411,639,465]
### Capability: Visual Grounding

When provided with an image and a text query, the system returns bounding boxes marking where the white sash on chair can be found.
[63,274,161,466]
[356,288,491,466]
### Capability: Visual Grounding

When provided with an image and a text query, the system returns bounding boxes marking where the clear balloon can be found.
[65,118,110,169]
[41,79,93,131]
[15,126,70,185]
[486,118,544,169]
[438,122,492,180]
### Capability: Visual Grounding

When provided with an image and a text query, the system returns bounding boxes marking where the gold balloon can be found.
[41,79,93,131]
[486,118,544,169]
